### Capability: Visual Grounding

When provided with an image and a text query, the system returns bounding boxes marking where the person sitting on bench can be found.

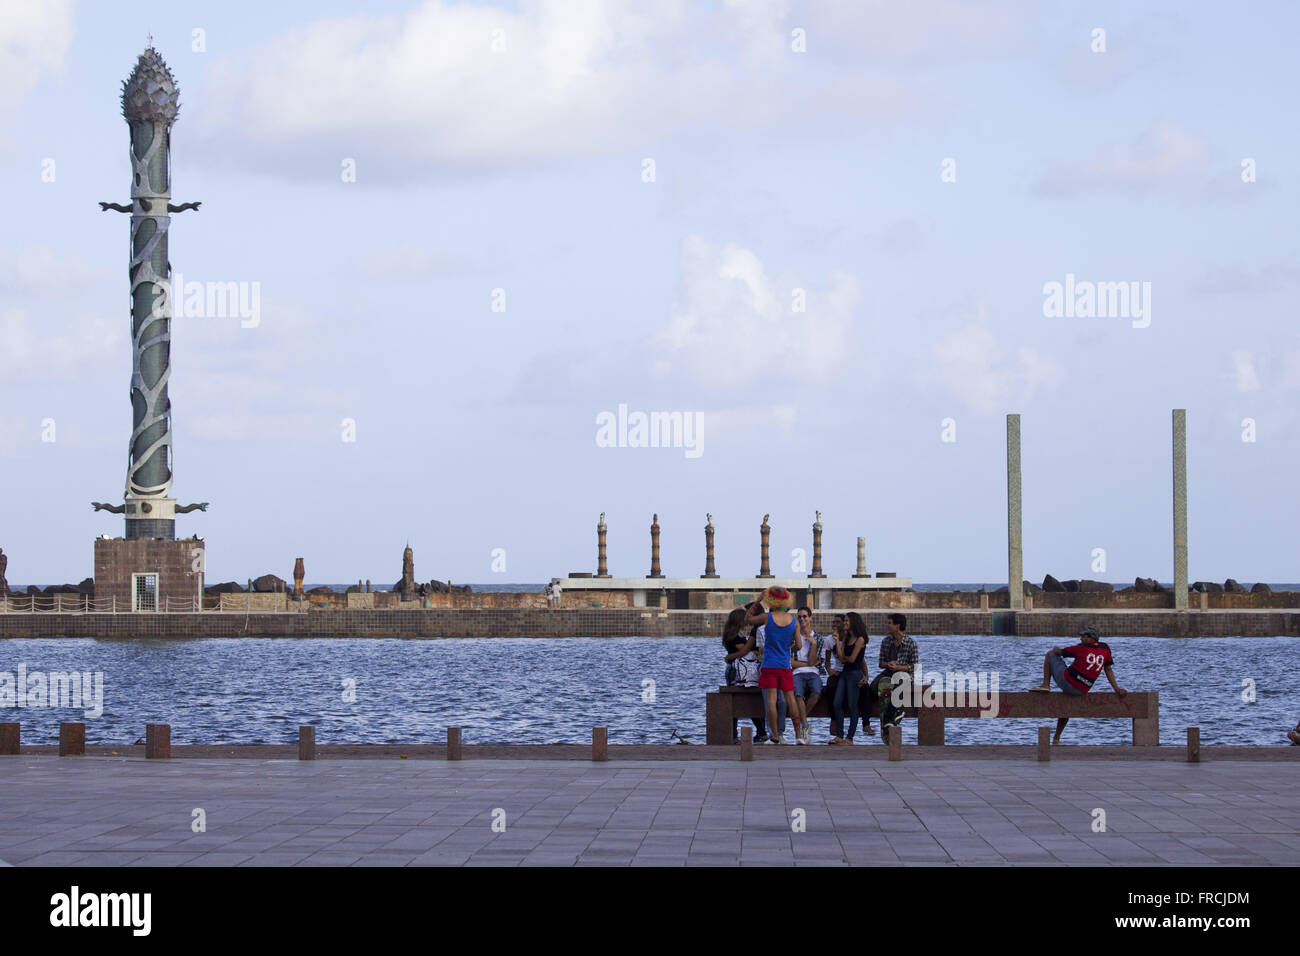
[1030,625,1128,744]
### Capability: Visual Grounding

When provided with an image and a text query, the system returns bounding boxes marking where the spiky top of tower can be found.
[121,46,180,127]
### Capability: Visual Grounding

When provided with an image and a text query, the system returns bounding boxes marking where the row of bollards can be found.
[0,721,1203,762]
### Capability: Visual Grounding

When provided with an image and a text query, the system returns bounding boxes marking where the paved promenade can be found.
[3,756,1299,866]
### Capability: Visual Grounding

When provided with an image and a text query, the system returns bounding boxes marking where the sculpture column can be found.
[293,558,304,599]
[1173,409,1188,609]
[853,537,869,578]
[1007,413,1024,610]
[596,513,610,578]
[702,514,718,578]
[757,514,773,578]
[647,514,664,579]
[809,511,825,578]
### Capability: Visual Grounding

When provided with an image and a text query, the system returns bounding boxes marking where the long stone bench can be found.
[705,686,1159,746]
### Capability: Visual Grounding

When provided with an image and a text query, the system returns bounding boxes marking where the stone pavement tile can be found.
[351,852,420,866]
[19,851,96,866]
[520,854,578,867]
[632,857,686,867]
[237,853,316,867]
[187,852,255,866]
[122,853,204,866]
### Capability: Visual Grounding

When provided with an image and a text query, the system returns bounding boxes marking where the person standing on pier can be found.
[830,613,868,744]
[791,606,823,745]
[746,586,802,745]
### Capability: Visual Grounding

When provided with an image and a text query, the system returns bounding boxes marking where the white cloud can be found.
[198,0,1031,179]
[1035,121,1211,195]
[930,303,1064,415]
[649,235,860,389]
[0,1,73,137]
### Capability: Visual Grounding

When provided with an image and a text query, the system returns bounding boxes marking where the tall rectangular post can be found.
[1172,409,1188,609]
[1007,414,1023,610]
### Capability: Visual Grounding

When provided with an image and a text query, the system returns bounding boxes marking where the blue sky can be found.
[1,0,1297,586]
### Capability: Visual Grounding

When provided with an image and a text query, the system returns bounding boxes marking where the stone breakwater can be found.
[1,609,1299,639]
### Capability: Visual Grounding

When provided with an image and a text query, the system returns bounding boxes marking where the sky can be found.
[1,0,1297,587]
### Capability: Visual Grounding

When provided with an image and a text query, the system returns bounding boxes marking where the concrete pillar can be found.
[59,722,85,756]
[809,512,825,578]
[1007,414,1024,610]
[757,514,773,578]
[298,725,316,760]
[647,514,664,578]
[853,537,868,578]
[596,514,610,578]
[702,514,718,578]
[1173,408,1188,609]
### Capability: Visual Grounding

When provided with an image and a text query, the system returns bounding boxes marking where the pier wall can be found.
[2,609,1298,639]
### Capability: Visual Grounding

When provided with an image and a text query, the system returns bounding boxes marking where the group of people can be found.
[723,585,1138,746]
[721,585,917,745]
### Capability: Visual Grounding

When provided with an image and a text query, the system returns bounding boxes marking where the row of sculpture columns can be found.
[595,512,870,580]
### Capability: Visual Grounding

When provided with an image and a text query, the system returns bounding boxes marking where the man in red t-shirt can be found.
[1030,625,1127,743]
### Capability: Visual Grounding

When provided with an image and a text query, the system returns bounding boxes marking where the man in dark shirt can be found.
[874,613,918,745]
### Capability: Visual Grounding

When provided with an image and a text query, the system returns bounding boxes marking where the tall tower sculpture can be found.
[92,44,206,539]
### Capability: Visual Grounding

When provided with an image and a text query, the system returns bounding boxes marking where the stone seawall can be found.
[1,609,1298,638]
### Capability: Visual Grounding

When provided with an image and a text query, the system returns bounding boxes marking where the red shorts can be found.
[758,668,794,692]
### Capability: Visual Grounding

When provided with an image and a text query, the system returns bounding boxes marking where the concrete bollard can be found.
[592,726,608,762]
[740,725,753,762]
[979,592,990,612]
[1187,727,1200,763]
[59,722,85,757]
[887,726,902,762]
[298,726,315,761]
[1024,591,1034,611]
[0,722,19,755]
[1199,591,1208,611]
[145,723,171,759]
[447,727,461,761]
[1037,727,1051,761]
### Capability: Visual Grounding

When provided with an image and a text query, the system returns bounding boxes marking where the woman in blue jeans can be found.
[830,612,868,744]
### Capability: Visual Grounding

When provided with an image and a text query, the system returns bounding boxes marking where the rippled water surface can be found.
[0,636,1295,746]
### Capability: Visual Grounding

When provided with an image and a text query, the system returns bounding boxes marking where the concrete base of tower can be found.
[93,537,204,612]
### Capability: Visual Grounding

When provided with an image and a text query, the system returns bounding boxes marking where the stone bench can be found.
[705,686,1158,746]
